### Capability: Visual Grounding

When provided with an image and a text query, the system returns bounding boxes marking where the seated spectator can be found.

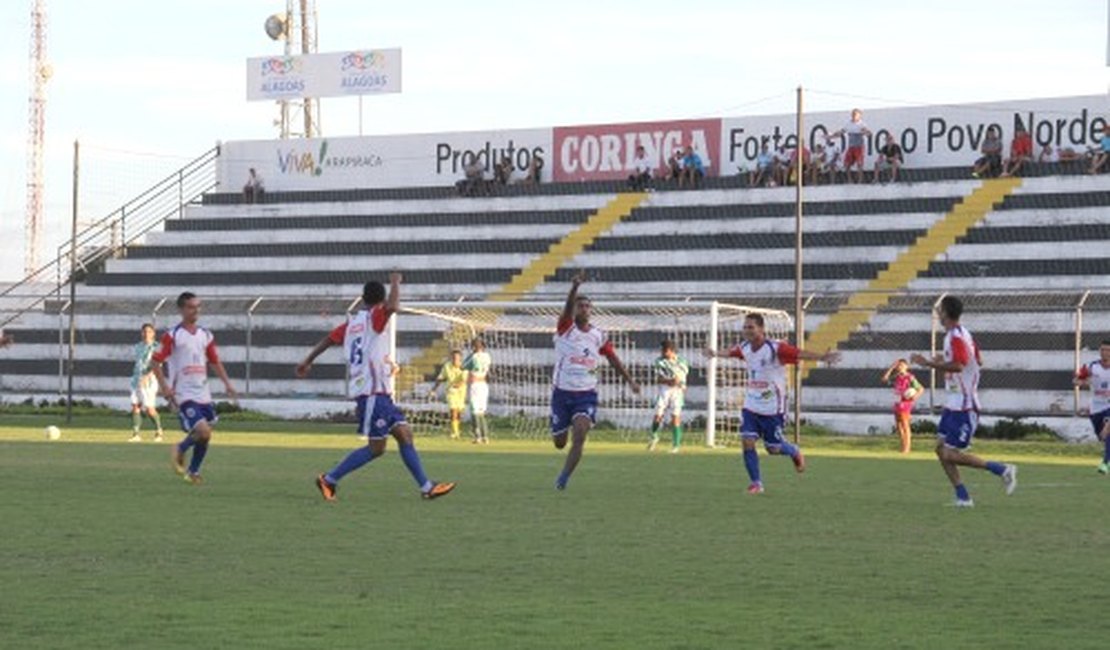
[493,156,513,185]
[806,143,825,185]
[786,144,810,185]
[1000,127,1033,177]
[663,148,684,182]
[627,145,652,190]
[680,146,705,188]
[1088,124,1110,174]
[242,168,265,204]
[457,158,488,196]
[971,126,1003,178]
[522,156,544,184]
[770,145,792,187]
[749,143,774,188]
[821,138,842,184]
[872,133,904,183]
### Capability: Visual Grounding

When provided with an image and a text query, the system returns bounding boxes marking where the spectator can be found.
[872,132,904,183]
[807,142,826,185]
[1088,124,1110,174]
[457,157,488,196]
[786,144,810,186]
[1000,127,1033,177]
[522,156,544,184]
[664,148,685,182]
[821,137,843,184]
[627,145,652,190]
[771,145,792,187]
[242,168,265,204]
[828,108,872,183]
[680,146,705,188]
[749,142,774,188]
[493,156,513,185]
[971,126,1003,178]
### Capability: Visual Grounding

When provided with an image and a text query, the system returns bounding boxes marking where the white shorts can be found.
[654,389,685,419]
[469,382,489,414]
[130,383,158,409]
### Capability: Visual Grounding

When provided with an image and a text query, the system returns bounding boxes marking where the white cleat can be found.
[153,432,164,443]
[670,447,680,454]
[128,434,142,443]
[1001,464,1018,495]
[954,498,975,508]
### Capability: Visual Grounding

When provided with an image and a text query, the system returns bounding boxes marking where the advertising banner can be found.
[553,118,721,182]
[247,48,402,101]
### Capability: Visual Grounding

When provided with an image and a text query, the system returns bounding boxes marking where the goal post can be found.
[390,300,793,445]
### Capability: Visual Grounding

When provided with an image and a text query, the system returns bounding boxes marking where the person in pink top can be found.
[881,358,923,454]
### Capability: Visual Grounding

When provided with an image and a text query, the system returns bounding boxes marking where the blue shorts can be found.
[178,401,217,434]
[741,410,787,449]
[1091,409,1110,438]
[356,394,406,439]
[937,410,978,450]
[550,388,598,435]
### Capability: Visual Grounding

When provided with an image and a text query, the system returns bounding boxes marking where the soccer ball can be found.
[45,425,61,440]
[902,388,916,400]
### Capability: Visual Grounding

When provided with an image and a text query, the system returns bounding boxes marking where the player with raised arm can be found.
[429,349,468,440]
[1074,338,1110,474]
[297,273,456,502]
[704,313,839,494]
[551,271,640,490]
[128,323,165,443]
[151,292,238,485]
[911,295,1016,507]
[648,339,689,454]
[463,337,492,444]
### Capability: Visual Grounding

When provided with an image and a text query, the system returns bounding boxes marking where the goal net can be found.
[390,301,793,446]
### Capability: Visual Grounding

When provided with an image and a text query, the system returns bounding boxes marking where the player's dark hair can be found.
[176,291,196,308]
[141,323,155,332]
[472,337,486,350]
[661,339,676,352]
[745,313,765,328]
[362,281,386,306]
[575,294,591,305]
[450,348,462,356]
[939,295,964,322]
[1101,338,1110,347]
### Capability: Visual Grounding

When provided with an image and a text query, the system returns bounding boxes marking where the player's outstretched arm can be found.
[296,335,338,378]
[910,352,963,373]
[560,270,586,324]
[385,272,402,315]
[605,351,640,395]
[795,348,841,365]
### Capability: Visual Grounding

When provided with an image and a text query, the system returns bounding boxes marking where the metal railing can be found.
[0,145,219,332]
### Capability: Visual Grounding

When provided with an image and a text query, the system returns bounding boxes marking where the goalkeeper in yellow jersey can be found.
[649,339,690,453]
[429,349,469,440]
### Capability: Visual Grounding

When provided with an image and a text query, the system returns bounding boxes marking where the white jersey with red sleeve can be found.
[727,339,800,416]
[151,323,219,404]
[943,325,982,412]
[1077,361,1110,415]
[330,305,394,399]
[552,315,614,392]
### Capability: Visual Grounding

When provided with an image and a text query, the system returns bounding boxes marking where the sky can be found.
[0,0,1106,282]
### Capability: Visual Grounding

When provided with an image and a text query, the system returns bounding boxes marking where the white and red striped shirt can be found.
[330,305,394,399]
[151,323,220,404]
[1077,360,1110,415]
[942,325,982,412]
[728,339,800,416]
[552,315,615,392]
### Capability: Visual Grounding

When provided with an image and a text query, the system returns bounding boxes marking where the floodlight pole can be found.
[65,139,78,424]
[793,86,804,444]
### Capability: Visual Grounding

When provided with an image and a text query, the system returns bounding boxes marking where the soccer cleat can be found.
[422,481,456,500]
[555,477,568,491]
[128,434,142,443]
[1001,464,1018,495]
[954,498,975,508]
[315,474,337,501]
[1098,462,1109,475]
[153,432,164,443]
[792,450,806,473]
[670,447,680,454]
[183,472,203,486]
[746,482,764,495]
[171,448,187,476]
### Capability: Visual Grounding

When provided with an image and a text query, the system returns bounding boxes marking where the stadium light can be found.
[264,14,287,41]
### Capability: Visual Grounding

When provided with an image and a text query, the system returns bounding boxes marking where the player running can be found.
[463,338,492,444]
[429,349,469,440]
[552,271,640,490]
[1073,338,1110,474]
[151,292,238,485]
[705,313,839,494]
[911,295,1017,507]
[648,339,689,454]
[128,323,165,443]
[297,273,456,501]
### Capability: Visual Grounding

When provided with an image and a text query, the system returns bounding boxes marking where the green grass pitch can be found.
[1,417,1107,649]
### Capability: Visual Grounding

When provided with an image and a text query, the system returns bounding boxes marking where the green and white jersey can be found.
[654,355,690,390]
[131,341,158,390]
[463,350,492,381]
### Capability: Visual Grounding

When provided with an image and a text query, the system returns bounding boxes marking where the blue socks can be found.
[187,442,208,475]
[955,484,970,501]
[742,448,761,483]
[984,461,1006,476]
[778,441,800,459]
[1103,439,1110,464]
[399,442,432,491]
[177,435,196,454]
[556,470,570,490]
[325,446,376,485]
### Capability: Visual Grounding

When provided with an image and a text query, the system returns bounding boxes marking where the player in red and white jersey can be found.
[551,271,640,490]
[151,292,238,485]
[297,273,455,502]
[912,295,1016,507]
[705,312,839,495]
[1074,338,1110,474]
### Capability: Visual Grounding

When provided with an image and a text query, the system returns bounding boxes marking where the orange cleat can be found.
[315,474,337,501]
[792,450,806,473]
[422,482,456,500]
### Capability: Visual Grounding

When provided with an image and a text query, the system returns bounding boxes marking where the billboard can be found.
[553,118,721,182]
[246,48,402,101]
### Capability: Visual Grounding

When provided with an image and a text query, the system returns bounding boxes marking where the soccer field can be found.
[1,419,1107,650]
